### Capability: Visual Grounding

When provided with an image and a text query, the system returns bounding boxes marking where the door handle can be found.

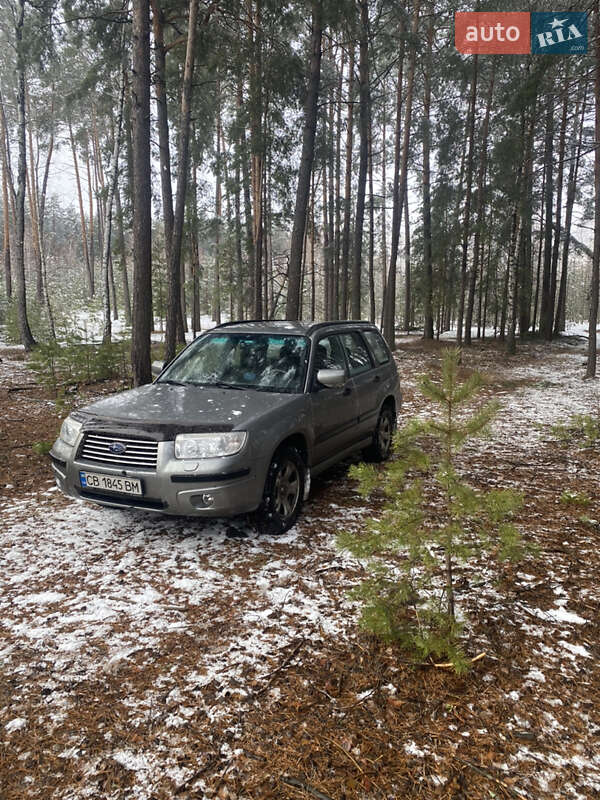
[343,386,352,396]
[373,375,381,383]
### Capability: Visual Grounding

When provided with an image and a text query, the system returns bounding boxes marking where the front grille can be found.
[79,433,159,470]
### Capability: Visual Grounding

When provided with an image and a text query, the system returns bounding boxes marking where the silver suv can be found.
[50,321,401,534]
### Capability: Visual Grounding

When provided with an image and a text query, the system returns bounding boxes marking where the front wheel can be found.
[363,405,395,462]
[254,446,305,535]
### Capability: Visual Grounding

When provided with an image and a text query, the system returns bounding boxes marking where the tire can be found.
[254,446,305,535]
[363,405,395,463]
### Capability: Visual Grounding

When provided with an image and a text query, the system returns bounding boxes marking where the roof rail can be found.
[213,319,277,328]
[305,320,376,333]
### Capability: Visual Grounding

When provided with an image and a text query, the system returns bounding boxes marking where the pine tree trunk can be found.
[101,50,126,344]
[115,187,132,325]
[248,0,263,318]
[190,156,201,335]
[421,4,434,339]
[403,183,410,331]
[150,0,174,272]
[165,0,199,362]
[131,0,153,386]
[25,90,44,303]
[518,104,536,340]
[539,97,554,340]
[333,46,344,321]
[548,71,569,340]
[368,111,375,323]
[456,55,478,346]
[340,45,355,320]
[14,0,35,350]
[234,158,244,319]
[555,80,587,335]
[1,131,11,298]
[587,1,600,378]
[68,122,93,296]
[214,77,222,326]
[380,89,387,328]
[382,3,418,348]
[351,0,370,320]
[85,136,95,295]
[465,61,494,345]
[287,0,322,319]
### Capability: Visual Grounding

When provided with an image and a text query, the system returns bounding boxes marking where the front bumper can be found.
[49,437,265,517]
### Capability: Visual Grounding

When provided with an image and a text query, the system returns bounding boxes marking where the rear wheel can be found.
[254,446,305,535]
[364,405,395,462]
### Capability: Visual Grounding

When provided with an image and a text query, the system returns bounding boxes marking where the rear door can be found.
[338,330,380,439]
[309,334,359,467]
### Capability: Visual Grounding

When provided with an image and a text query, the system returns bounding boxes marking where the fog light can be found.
[191,493,215,509]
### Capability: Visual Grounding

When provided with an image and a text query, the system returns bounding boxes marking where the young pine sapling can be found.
[337,348,529,672]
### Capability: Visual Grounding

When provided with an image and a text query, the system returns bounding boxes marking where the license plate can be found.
[79,471,143,496]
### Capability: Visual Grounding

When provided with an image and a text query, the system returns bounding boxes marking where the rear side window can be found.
[340,332,373,376]
[363,330,390,365]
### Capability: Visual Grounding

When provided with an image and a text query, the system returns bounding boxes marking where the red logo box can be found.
[455,12,531,54]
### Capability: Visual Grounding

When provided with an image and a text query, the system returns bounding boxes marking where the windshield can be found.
[158,332,309,393]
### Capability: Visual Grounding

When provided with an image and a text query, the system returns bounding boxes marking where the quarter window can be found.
[340,332,373,376]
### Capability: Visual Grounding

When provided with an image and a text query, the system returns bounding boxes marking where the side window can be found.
[340,332,373,376]
[314,335,346,372]
[363,330,391,365]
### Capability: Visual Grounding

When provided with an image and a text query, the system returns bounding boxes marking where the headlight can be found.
[174,432,247,459]
[59,416,82,447]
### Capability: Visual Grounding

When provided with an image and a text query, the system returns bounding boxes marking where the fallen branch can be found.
[456,756,528,800]
[434,651,486,669]
[281,775,334,800]
[254,637,305,697]
[6,384,37,392]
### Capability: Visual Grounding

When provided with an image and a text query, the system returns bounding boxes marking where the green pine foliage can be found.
[337,348,528,673]
[28,332,131,397]
[552,413,600,448]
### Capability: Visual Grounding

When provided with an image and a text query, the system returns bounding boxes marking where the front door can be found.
[309,334,358,467]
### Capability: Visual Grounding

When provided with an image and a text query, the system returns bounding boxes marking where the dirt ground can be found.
[0,336,599,800]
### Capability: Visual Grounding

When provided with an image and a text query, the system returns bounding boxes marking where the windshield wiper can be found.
[212,381,245,390]
[186,380,245,390]
[158,379,186,386]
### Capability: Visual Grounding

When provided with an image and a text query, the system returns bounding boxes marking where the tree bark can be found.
[164,0,200,363]
[421,4,434,339]
[539,96,554,340]
[587,1,600,378]
[14,0,35,350]
[115,186,132,325]
[382,2,418,348]
[131,0,153,386]
[340,45,355,320]
[555,80,587,335]
[548,69,569,340]
[150,0,175,279]
[465,61,494,345]
[351,0,370,320]
[101,51,126,344]
[1,124,11,298]
[456,54,478,346]
[68,121,93,296]
[286,0,322,319]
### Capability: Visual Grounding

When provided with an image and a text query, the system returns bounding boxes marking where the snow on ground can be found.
[1,335,599,798]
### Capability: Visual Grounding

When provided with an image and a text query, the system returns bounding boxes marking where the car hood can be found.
[75,383,301,438]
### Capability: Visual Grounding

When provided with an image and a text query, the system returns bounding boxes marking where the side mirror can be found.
[151,360,165,378]
[316,368,346,389]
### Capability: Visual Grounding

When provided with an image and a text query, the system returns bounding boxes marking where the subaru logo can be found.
[108,442,127,455]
